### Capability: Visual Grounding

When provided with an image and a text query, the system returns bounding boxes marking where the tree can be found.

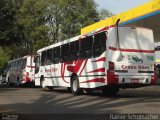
[98,9,114,20]
[0,0,113,73]
[0,0,112,62]
[0,47,11,74]
[0,0,17,46]
[47,0,99,43]
[16,0,49,54]
[0,0,28,58]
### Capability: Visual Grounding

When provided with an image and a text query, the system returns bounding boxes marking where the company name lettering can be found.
[121,65,150,70]
[45,68,58,72]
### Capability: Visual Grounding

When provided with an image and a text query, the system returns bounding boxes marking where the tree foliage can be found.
[0,0,113,72]
[16,0,50,54]
[0,0,17,46]
[98,9,114,20]
[0,47,11,74]
[47,0,99,43]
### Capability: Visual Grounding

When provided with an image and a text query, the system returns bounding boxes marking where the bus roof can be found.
[37,35,81,53]
[81,0,160,35]
[8,55,31,63]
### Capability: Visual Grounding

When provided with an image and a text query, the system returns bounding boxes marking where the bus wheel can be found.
[102,87,119,96]
[71,76,83,95]
[40,79,53,91]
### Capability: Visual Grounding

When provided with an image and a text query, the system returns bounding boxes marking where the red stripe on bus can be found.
[92,57,106,62]
[67,60,84,73]
[61,63,69,83]
[109,46,154,53]
[80,78,105,84]
[27,65,35,68]
[87,68,105,73]
[79,59,88,76]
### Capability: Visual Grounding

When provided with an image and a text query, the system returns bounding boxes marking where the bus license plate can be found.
[131,79,139,83]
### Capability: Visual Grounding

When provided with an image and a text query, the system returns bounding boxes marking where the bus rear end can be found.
[107,27,156,88]
[22,56,35,84]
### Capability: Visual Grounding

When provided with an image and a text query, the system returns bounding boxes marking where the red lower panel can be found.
[151,74,157,85]
[25,77,31,82]
[80,78,106,84]
[107,71,118,84]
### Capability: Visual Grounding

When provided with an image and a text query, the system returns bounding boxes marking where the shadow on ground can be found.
[0,86,160,120]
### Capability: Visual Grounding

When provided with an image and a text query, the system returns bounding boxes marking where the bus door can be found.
[52,46,61,85]
[34,55,40,85]
[45,49,52,79]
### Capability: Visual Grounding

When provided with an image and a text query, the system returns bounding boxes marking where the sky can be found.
[95,0,151,14]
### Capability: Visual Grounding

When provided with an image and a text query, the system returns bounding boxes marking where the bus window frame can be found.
[68,40,80,61]
[79,36,93,59]
[93,31,107,58]
[60,43,70,63]
[52,46,61,64]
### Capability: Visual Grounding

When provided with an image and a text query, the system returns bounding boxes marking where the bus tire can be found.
[102,87,119,96]
[71,76,83,95]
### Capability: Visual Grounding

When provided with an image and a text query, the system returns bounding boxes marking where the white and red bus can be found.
[34,25,156,95]
[5,55,35,86]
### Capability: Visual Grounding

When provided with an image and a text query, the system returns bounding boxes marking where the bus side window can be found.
[17,61,20,70]
[7,63,11,71]
[53,47,60,64]
[45,49,52,65]
[10,63,12,71]
[41,51,46,66]
[80,36,93,59]
[11,62,14,70]
[35,55,40,74]
[12,62,14,71]
[69,40,79,61]
[61,43,69,62]
[22,59,27,69]
[21,60,24,69]
[93,32,106,58]
[13,62,15,70]
[14,61,16,70]
[16,61,18,70]
[52,48,55,63]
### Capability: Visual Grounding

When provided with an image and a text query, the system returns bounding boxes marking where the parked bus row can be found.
[1,22,157,95]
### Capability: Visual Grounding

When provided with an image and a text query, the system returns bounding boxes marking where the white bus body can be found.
[35,26,156,95]
[6,55,35,86]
